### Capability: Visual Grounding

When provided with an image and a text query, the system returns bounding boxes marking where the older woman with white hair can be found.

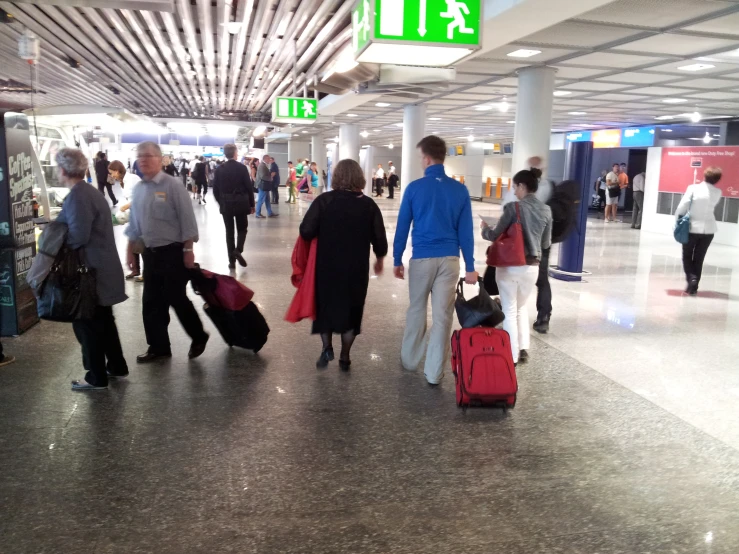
[55,148,129,391]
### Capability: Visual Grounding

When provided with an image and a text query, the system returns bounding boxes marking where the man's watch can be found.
[183,248,194,253]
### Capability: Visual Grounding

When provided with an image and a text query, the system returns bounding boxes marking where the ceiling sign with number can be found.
[353,0,482,67]
[271,97,318,124]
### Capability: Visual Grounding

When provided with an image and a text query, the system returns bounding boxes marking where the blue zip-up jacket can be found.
[393,164,475,272]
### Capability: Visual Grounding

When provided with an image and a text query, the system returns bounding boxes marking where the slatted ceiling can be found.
[575,0,739,29]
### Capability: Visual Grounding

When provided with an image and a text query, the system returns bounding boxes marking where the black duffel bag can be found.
[455,278,504,329]
[36,245,97,322]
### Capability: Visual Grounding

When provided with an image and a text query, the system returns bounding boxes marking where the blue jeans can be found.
[256,189,273,216]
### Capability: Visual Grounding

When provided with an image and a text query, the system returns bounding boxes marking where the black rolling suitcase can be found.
[204,302,269,353]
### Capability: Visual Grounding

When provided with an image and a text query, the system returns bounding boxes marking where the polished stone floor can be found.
[2,191,739,553]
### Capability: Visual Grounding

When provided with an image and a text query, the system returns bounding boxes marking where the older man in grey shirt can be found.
[255,154,278,218]
[126,141,209,363]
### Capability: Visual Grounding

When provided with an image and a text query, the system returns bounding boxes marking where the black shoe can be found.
[268,213,279,218]
[316,348,334,369]
[188,334,209,359]
[228,261,236,270]
[72,380,107,391]
[106,368,129,379]
[339,359,351,372]
[533,316,550,334]
[519,350,529,363]
[234,251,247,267]
[136,351,172,364]
[686,279,699,296]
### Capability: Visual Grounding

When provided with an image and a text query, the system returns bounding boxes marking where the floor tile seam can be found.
[530,336,739,455]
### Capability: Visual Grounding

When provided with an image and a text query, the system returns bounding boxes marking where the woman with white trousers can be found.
[481,169,552,365]
[675,166,723,296]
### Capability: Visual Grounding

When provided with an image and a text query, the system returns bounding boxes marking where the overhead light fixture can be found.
[690,111,702,122]
[360,130,369,138]
[376,102,391,107]
[347,113,357,117]
[388,143,394,149]
[475,105,493,111]
[463,127,473,130]
[467,134,475,142]
[394,122,403,127]
[553,91,572,97]
[373,129,381,132]
[498,98,509,113]
[662,128,673,132]
[275,17,290,37]
[568,111,587,115]
[301,130,308,134]
[335,47,359,73]
[429,117,442,120]
[703,131,712,143]
[654,115,675,121]
[253,125,267,137]
[678,63,715,72]
[333,136,340,142]
[663,98,688,104]
[507,120,516,124]
[226,21,242,35]
[507,49,542,58]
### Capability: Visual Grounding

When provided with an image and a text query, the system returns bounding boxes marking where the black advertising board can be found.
[0,111,39,336]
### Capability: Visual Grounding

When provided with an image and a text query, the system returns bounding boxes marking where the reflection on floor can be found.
[1,195,738,553]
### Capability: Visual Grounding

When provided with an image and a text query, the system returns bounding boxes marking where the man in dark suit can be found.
[212,144,256,269]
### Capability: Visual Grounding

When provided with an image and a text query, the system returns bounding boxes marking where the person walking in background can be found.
[394,135,478,387]
[387,161,398,199]
[605,163,621,222]
[307,162,324,196]
[286,161,298,204]
[193,156,209,204]
[374,164,385,198]
[299,159,388,371]
[108,160,143,282]
[126,141,209,363]
[255,155,278,219]
[55,148,128,390]
[676,167,723,296]
[595,169,608,215]
[270,156,280,204]
[162,155,179,177]
[481,169,552,366]
[179,157,190,189]
[94,151,117,207]
[632,170,646,230]
[212,144,255,269]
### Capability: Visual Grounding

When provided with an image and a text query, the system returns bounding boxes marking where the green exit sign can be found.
[353,0,481,67]
[272,97,318,124]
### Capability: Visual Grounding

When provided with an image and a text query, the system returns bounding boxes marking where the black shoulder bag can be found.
[36,245,97,322]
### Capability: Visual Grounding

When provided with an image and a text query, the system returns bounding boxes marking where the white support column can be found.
[339,124,360,162]
[511,66,556,176]
[311,135,328,172]
[288,139,310,165]
[401,104,426,195]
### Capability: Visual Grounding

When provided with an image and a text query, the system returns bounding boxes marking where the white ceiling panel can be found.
[477,45,577,63]
[521,21,645,49]
[686,91,739,100]
[596,72,679,85]
[559,81,631,92]
[614,34,739,57]
[454,60,524,75]
[551,66,611,80]
[629,86,697,96]
[646,60,739,75]
[561,52,667,69]
[574,0,736,29]
[682,12,739,36]
[592,93,652,102]
[676,77,739,89]
[463,86,519,95]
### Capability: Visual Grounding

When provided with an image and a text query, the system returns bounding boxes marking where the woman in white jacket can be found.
[675,167,723,296]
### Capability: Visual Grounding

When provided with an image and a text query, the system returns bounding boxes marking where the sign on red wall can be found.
[659,147,739,197]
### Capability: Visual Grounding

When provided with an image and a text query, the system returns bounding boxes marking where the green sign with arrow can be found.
[272,97,318,124]
[353,0,481,64]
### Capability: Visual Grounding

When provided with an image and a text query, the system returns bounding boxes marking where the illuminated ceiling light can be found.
[388,143,394,149]
[347,113,358,117]
[507,49,542,58]
[703,131,712,143]
[467,134,475,142]
[507,120,516,124]
[678,63,714,72]
[498,98,509,113]
[376,102,391,107]
[553,91,571,97]
[663,98,688,104]
[253,125,267,137]
[226,21,242,35]
[690,111,702,122]
[333,136,339,142]
[301,130,308,134]
[662,128,673,132]
[180,112,186,117]
[654,115,675,120]
[373,129,381,132]
[275,17,290,37]
[360,130,369,138]
[475,105,493,111]
[568,111,587,115]
[463,127,473,130]
[394,122,403,127]
[428,117,442,121]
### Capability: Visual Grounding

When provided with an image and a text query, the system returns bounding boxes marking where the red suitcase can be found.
[451,328,518,409]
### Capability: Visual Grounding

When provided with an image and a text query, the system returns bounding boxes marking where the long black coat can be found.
[299,190,388,335]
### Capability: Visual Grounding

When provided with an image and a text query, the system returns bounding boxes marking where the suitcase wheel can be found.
[506,395,517,408]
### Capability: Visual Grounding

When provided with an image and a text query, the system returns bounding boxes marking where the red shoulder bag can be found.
[486,203,527,267]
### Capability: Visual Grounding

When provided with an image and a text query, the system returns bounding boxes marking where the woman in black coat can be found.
[299,159,388,371]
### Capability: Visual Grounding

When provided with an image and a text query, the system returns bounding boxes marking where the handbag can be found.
[455,278,504,329]
[608,186,621,198]
[486,203,526,267]
[36,246,97,322]
[674,195,693,245]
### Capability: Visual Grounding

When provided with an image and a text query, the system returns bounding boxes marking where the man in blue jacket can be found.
[393,135,478,386]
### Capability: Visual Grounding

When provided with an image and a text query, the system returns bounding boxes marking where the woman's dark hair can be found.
[704,166,722,185]
[529,167,543,181]
[332,159,365,192]
[513,169,539,194]
[108,160,126,179]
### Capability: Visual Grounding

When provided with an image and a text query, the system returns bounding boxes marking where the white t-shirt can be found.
[633,173,645,193]
[388,165,396,175]
[606,171,619,187]
[599,177,607,191]
[375,168,385,179]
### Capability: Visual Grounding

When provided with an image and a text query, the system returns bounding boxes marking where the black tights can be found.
[320,331,356,362]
